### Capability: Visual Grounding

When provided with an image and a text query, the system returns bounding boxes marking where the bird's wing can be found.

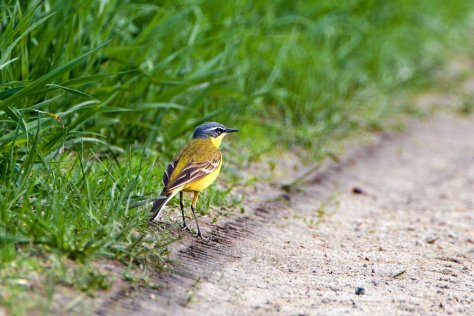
[162,158,178,188]
[163,155,221,195]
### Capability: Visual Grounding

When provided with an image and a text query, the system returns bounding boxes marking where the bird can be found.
[150,122,238,238]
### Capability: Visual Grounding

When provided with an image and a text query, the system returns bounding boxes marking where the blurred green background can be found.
[1,0,473,313]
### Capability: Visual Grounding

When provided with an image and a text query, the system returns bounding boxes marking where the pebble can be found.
[425,234,439,244]
[355,287,366,295]
[352,187,365,194]
[448,232,458,239]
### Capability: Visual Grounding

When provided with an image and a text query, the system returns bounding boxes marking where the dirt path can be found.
[100,114,474,315]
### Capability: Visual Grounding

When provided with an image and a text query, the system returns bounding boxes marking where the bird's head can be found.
[192,122,238,147]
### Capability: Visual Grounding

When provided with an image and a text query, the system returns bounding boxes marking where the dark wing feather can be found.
[162,158,178,188]
[163,156,221,195]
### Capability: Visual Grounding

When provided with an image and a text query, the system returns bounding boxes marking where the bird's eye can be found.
[216,128,224,134]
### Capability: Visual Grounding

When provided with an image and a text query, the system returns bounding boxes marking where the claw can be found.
[197,231,208,240]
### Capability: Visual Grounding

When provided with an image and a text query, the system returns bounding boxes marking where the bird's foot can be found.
[196,231,208,240]
[180,223,190,231]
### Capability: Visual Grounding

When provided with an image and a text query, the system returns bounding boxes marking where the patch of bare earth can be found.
[96,113,474,316]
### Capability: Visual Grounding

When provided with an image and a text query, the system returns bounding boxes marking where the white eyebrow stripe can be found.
[206,126,222,131]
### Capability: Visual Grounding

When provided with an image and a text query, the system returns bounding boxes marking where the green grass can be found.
[1,0,473,314]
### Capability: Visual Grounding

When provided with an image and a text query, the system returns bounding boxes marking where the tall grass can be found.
[0,0,472,312]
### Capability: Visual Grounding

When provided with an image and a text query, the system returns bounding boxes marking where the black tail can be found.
[149,193,173,221]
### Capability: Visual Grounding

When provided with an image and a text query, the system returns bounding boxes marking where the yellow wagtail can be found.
[150,122,238,238]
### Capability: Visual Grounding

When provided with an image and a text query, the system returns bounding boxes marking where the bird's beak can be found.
[225,128,239,133]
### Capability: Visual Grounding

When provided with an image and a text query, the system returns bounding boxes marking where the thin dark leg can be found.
[179,191,188,230]
[191,191,202,238]
[190,205,202,238]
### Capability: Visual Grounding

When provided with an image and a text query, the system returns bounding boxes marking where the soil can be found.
[95,113,474,316]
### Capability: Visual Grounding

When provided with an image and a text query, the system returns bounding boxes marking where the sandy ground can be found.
[97,113,474,316]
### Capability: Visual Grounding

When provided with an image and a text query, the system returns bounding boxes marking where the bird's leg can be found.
[191,191,203,238]
[179,191,188,230]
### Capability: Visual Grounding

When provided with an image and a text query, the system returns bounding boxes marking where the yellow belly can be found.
[183,162,222,192]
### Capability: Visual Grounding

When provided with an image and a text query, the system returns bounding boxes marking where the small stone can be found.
[425,234,439,244]
[352,187,365,194]
[448,232,458,239]
[355,287,366,295]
